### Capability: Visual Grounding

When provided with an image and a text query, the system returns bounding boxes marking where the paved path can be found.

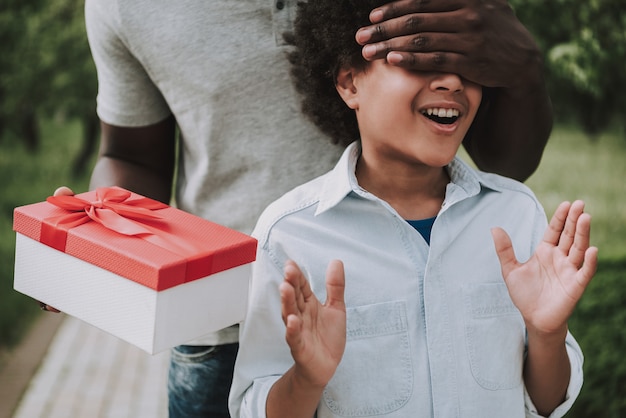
[11,315,169,418]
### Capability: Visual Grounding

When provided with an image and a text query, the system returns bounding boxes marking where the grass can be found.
[567,257,626,418]
[525,125,626,260]
[458,123,626,260]
[530,125,626,417]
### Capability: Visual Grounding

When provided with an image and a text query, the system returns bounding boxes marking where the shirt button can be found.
[276,1,285,10]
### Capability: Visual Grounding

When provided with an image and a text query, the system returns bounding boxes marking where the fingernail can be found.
[362,44,376,58]
[370,9,383,22]
[355,28,369,43]
[387,52,403,64]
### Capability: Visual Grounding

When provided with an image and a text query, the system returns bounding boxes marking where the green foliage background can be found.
[0,0,624,416]
[568,259,626,417]
[510,0,626,134]
[0,0,96,149]
[524,128,626,417]
[0,119,93,354]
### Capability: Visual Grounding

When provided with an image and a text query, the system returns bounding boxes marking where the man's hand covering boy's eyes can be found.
[356,0,543,90]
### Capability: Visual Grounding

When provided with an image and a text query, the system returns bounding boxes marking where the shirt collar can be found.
[315,142,360,215]
[315,141,504,216]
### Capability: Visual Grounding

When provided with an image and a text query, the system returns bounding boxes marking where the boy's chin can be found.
[422,153,458,168]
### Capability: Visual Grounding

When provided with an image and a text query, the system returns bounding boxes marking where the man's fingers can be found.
[361,31,472,60]
[385,49,471,73]
[491,227,518,279]
[357,10,463,46]
[368,0,461,24]
[53,186,74,197]
[324,260,345,310]
[38,301,61,313]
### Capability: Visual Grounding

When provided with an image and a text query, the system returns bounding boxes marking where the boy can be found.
[229,1,597,417]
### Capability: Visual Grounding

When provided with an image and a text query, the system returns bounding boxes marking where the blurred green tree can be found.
[510,0,626,136]
[0,0,45,150]
[2,0,624,159]
[0,0,97,174]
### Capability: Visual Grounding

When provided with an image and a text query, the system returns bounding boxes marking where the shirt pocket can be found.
[463,283,525,390]
[322,301,413,416]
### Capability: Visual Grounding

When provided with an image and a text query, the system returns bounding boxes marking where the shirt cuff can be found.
[236,375,281,418]
[524,334,584,418]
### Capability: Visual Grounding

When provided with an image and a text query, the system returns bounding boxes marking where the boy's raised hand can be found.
[491,201,598,335]
[280,260,346,388]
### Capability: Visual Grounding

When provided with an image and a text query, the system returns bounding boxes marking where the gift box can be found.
[13,187,257,354]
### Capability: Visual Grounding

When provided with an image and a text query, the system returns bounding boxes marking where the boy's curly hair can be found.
[287,0,386,147]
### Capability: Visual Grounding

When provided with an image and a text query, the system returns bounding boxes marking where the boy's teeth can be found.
[424,108,459,118]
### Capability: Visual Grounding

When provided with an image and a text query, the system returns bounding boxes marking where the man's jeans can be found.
[168,343,239,418]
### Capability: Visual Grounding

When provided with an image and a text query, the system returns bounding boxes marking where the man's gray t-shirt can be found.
[85,0,344,344]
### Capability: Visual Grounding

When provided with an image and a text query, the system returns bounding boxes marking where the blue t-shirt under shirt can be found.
[406,217,436,245]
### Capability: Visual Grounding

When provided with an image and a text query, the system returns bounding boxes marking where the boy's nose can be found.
[430,73,464,93]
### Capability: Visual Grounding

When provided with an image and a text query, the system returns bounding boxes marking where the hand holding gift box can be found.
[13,187,257,354]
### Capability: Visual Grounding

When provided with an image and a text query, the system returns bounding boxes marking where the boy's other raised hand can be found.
[280,259,346,388]
[491,201,598,336]
[356,0,543,90]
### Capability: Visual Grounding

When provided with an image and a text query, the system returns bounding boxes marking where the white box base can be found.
[14,233,250,354]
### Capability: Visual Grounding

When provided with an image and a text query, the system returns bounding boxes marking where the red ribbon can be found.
[31,186,255,289]
[41,187,171,252]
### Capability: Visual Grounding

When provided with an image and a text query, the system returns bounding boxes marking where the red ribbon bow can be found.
[41,187,169,252]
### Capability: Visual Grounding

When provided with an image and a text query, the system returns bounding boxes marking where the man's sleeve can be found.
[84,0,171,127]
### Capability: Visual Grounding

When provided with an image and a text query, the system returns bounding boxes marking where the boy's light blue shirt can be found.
[229,142,584,418]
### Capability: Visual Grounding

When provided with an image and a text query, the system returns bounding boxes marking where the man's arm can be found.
[37,116,176,313]
[356,0,552,181]
[90,115,177,203]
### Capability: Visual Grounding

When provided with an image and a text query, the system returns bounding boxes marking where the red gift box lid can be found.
[13,187,257,291]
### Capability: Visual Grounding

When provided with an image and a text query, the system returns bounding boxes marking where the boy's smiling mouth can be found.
[421,107,460,125]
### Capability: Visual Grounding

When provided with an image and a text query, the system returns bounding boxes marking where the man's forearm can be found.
[464,76,553,182]
[90,116,177,203]
[90,156,173,203]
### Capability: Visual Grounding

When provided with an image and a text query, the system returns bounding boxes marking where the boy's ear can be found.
[335,67,359,110]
